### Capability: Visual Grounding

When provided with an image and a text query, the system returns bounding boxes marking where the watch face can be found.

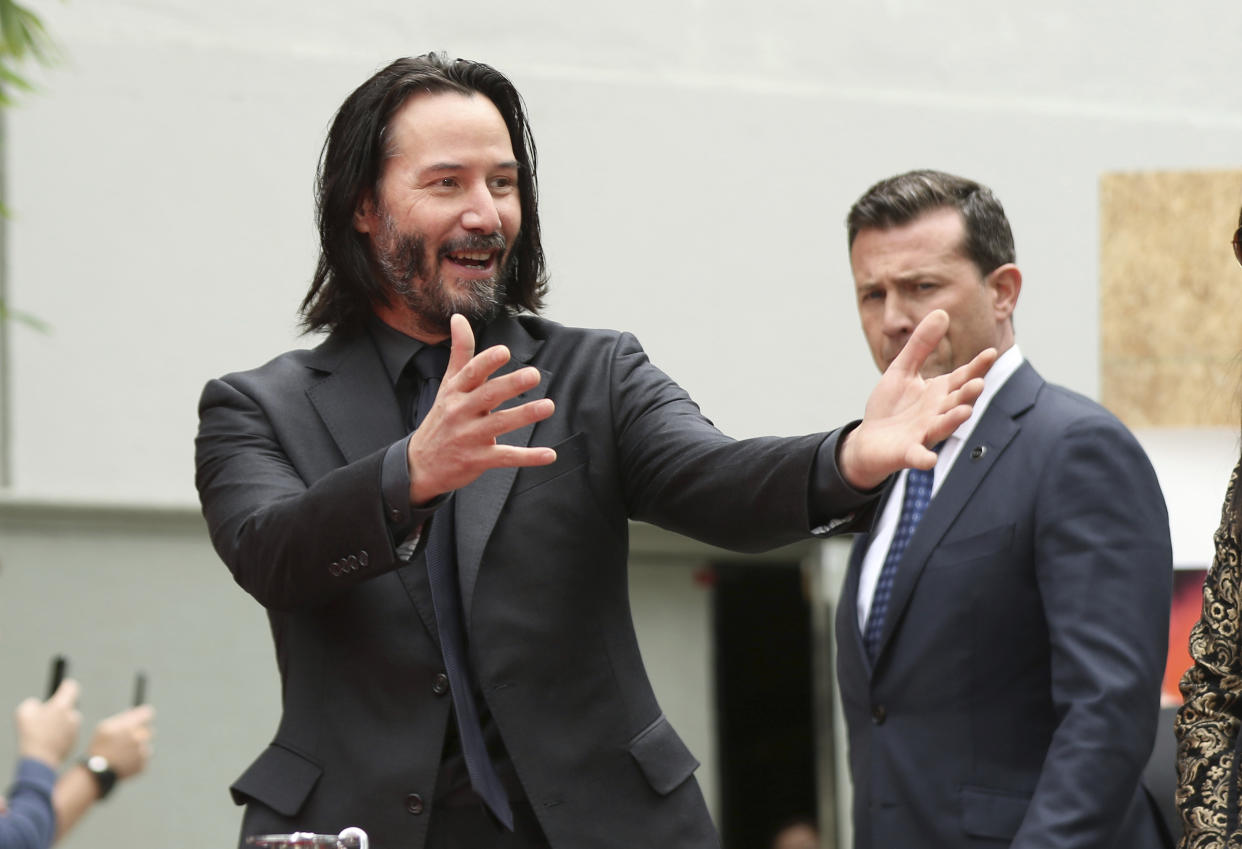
[83,755,117,798]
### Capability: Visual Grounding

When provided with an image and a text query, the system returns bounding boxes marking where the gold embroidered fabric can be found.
[1177,460,1242,849]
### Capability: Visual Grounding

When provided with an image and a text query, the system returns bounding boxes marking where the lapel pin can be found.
[970,445,987,460]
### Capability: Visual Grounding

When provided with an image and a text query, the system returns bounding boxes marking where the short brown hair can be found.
[847,169,1016,276]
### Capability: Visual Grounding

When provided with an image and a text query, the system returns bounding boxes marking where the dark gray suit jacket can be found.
[196,313,869,849]
[835,362,1173,849]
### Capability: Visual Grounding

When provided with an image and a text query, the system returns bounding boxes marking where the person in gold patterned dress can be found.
[1174,205,1242,848]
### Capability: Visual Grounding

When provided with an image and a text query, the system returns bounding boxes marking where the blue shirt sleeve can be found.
[0,758,57,849]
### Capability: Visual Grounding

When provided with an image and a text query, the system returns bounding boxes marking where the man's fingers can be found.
[446,313,478,379]
[443,313,548,402]
[904,443,939,471]
[469,366,542,412]
[452,344,513,393]
[924,403,974,448]
[478,398,556,439]
[889,309,949,376]
[937,376,985,413]
[487,444,558,468]
[950,346,997,387]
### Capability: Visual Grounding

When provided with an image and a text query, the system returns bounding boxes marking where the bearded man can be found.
[195,55,991,849]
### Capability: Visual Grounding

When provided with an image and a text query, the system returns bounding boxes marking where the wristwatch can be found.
[81,755,117,799]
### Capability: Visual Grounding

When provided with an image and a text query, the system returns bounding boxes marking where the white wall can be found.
[1137,428,1240,568]
[2,2,1241,847]
[6,0,1241,505]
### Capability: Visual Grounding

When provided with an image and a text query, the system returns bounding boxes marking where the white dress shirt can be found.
[856,344,1025,628]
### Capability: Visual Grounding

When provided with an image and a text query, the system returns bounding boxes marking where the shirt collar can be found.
[948,343,1025,448]
[368,316,427,387]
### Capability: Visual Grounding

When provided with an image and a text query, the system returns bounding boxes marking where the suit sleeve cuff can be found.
[807,421,889,535]
[382,436,447,559]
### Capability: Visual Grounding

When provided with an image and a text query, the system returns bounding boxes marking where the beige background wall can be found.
[1101,170,1242,429]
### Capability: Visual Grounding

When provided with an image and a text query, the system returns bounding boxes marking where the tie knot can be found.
[411,345,450,382]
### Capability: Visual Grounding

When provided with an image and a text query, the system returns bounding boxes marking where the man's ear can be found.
[353,193,377,234]
[988,263,1022,321]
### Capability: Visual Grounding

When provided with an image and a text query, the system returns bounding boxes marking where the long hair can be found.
[846,169,1016,277]
[300,54,548,335]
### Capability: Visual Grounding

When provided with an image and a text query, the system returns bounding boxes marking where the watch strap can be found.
[81,755,117,800]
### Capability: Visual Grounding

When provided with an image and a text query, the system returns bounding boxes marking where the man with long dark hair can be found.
[195,55,993,849]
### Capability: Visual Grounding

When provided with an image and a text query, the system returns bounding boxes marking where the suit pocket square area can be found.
[628,713,701,796]
[230,743,324,817]
[510,431,588,496]
[960,785,1031,840]
[928,523,1016,568]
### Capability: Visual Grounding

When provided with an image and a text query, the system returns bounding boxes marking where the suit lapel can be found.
[304,333,406,463]
[455,316,547,629]
[303,332,441,644]
[870,362,1042,664]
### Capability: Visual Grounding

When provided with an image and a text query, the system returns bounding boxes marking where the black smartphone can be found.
[132,671,147,707]
[46,655,67,699]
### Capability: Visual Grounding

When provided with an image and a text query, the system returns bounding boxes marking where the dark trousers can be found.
[426,799,550,849]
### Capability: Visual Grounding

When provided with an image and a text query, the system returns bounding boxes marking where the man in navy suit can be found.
[195,59,995,849]
[835,170,1174,849]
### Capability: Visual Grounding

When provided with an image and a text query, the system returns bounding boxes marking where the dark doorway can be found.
[712,561,818,849]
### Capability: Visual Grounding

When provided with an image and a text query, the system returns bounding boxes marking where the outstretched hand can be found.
[839,310,996,491]
[407,314,557,505]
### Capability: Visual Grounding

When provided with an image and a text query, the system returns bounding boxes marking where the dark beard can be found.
[374,217,514,335]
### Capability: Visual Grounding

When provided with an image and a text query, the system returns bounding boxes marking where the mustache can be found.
[438,232,508,258]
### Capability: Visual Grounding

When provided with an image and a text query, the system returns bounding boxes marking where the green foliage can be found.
[0,0,57,107]
[0,0,57,332]
[0,298,49,331]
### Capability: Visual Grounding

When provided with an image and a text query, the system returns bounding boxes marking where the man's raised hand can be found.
[407,314,556,505]
[839,309,996,491]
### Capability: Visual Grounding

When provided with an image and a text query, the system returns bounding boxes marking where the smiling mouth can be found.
[445,250,497,270]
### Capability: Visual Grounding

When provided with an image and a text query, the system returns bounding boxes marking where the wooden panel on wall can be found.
[1100,169,1242,428]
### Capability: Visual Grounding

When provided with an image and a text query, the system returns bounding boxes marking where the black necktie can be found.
[411,346,514,830]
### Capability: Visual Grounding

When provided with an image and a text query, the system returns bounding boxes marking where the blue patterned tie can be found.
[412,346,514,830]
[863,464,936,662]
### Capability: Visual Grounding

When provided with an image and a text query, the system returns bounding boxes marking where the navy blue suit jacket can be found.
[835,362,1173,849]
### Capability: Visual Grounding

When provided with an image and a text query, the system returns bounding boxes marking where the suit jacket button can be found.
[347,555,360,572]
[432,673,450,696]
[329,561,342,576]
[389,507,403,522]
[871,705,887,724]
[359,550,369,567]
[405,793,425,815]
